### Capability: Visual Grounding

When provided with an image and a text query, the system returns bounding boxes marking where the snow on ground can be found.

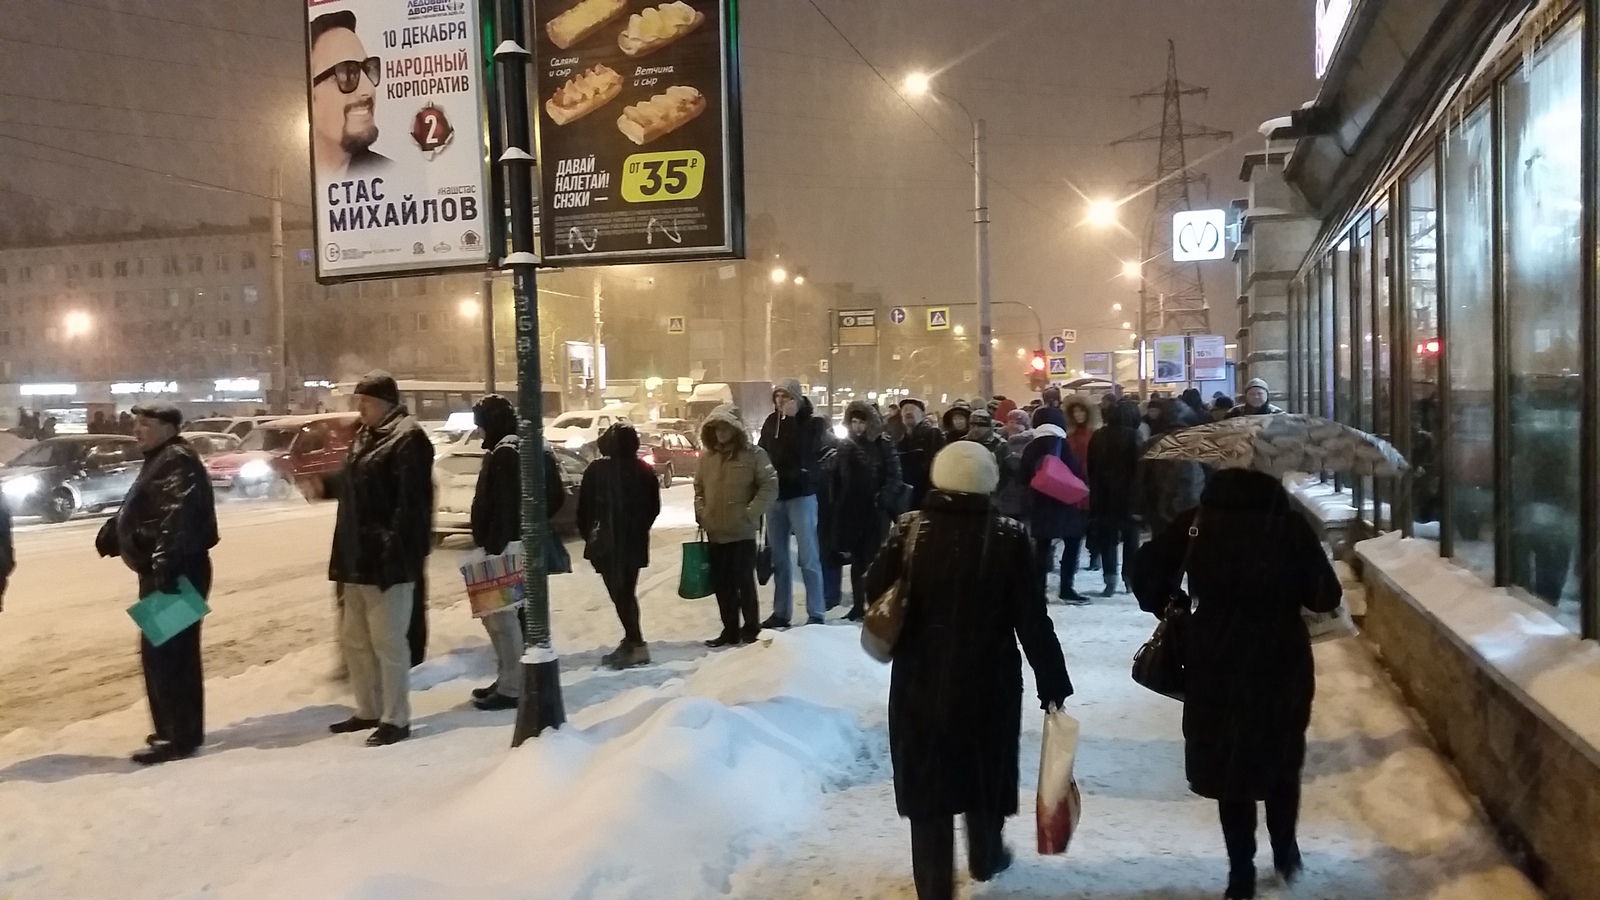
[0,486,1540,899]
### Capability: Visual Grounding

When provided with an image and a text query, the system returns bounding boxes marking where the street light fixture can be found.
[1121,321,1133,330]
[902,71,933,96]
[1120,260,1142,279]
[793,275,806,286]
[63,311,92,338]
[1087,199,1119,228]
[770,267,788,284]
[1112,303,1123,313]
[953,324,966,337]
[458,298,481,319]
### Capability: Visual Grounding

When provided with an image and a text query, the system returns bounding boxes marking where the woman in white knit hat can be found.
[862,441,1073,900]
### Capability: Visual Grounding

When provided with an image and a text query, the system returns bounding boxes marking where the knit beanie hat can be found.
[930,442,999,495]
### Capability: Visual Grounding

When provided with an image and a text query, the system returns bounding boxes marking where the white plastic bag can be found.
[1303,601,1358,644]
[1036,707,1083,855]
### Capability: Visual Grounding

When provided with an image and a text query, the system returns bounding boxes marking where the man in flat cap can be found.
[95,402,219,765]
[328,371,434,746]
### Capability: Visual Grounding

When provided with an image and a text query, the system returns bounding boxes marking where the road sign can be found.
[926,307,951,331]
[667,315,686,334]
[1172,209,1228,262]
[1047,336,1067,354]
[963,370,974,383]
[819,359,830,373]
[890,307,907,324]
[839,308,876,328]
[1082,351,1113,377]
[1062,329,1077,344]
[1047,356,1069,376]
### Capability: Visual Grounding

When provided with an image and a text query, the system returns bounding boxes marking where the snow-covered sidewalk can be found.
[0,497,1539,899]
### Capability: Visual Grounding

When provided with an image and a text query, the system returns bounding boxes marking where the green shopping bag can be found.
[127,577,210,647]
[678,534,714,600]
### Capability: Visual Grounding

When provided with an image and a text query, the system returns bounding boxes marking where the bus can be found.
[328,380,566,424]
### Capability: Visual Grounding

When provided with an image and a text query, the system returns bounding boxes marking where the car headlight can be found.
[239,460,275,480]
[564,436,586,450]
[3,475,41,499]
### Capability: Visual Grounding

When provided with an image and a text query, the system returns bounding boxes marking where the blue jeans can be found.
[767,495,825,621]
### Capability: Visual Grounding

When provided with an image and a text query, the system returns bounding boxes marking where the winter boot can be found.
[365,723,411,746]
[604,642,650,670]
[705,631,740,649]
[1060,589,1090,606]
[1273,846,1303,885]
[739,626,762,644]
[845,603,865,622]
[472,692,518,711]
[1100,583,1117,598]
[328,716,380,734]
[759,615,791,631]
[131,742,197,766]
[471,682,499,701]
[805,615,825,626]
[1224,866,1256,899]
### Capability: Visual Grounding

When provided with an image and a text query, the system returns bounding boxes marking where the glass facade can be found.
[1285,11,1592,637]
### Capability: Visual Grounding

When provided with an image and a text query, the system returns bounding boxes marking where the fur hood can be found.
[1063,396,1094,430]
[844,399,883,441]
[699,404,751,456]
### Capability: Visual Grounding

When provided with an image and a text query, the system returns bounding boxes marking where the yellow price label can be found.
[621,150,706,203]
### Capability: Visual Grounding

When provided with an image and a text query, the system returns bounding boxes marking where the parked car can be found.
[432,443,585,543]
[545,409,636,457]
[184,415,277,440]
[640,431,699,487]
[0,434,142,522]
[204,413,359,499]
[638,418,697,439]
[183,432,244,458]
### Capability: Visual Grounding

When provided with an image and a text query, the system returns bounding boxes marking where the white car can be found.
[432,444,586,543]
[543,409,635,456]
[185,416,277,440]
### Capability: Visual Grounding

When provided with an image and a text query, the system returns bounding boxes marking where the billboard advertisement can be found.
[531,0,744,265]
[1190,334,1227,382]
[1082,351,1113,377]
[306,0,493,282]
[1152,335,1188,384]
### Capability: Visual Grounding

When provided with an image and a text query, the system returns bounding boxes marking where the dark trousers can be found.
[1095,518,1143,587]
[140,557,210,749]
[844,532,887,614]
[601,566,644,644]
[708,540,759,637]
[1035,535,1082,598]
[909,813,1007,900]
[1218,782,1301,873]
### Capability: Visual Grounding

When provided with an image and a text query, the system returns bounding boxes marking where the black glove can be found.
[151,563,179,596]
[94,518,120,559]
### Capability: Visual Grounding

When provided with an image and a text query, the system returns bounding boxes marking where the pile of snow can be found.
[223,629,888,900]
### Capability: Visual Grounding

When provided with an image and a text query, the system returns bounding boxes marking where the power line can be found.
[36,0,301,46]
[0,35,299,85]
[0,185,134,217]
[0,117,273,150]
[0,132,308,208]
[0,89,284,128]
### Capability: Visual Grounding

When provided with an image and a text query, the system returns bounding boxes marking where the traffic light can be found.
[1029,350,1047,392]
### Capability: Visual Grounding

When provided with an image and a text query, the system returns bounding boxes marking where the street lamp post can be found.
[903,74,993,402]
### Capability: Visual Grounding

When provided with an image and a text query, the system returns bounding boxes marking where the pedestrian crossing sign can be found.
[1048,355,1069,376]
[667,316,686,334]
[926,307,951,331]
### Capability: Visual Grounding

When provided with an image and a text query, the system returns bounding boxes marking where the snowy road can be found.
[0,486,1540,899]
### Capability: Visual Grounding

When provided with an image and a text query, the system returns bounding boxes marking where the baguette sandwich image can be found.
[618,1,706,57]
[616,85,707,145]
[546,0,629,51]
[546,65,624,125]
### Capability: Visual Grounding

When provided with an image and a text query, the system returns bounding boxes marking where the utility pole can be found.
[495,0,563,745]
[481,270,497,392]
[1113,40,1231,350]
[591,274,604,408]
[974,118,993,402]
[269,166,288,414]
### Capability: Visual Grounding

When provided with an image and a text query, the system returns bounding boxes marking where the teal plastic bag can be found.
[127,577,210,647]
[678,536,714,600]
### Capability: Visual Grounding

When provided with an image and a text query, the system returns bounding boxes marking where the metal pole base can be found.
[511,658,566,746]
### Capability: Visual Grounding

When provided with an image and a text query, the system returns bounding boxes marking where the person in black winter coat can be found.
[94,402,219,765]
[895,398,945,511]
[1030,385,1068,431]
[577,422,661,669]
[1019,423,1089,603]
[1130,469,1342,900]
[939,403,970,443]
[1134,398,1207,539]
[1086,398,1144,597]
[466,394,566,711]
[862,442,1072,900]
[0,486,12,611]
[328,373,435,747]
[826,400,905,621]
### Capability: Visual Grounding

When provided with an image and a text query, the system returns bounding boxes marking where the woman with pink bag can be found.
[1019,422,1091,604]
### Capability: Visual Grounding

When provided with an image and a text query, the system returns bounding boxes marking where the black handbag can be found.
[755,523,774,586]
[1131,513,1200,701]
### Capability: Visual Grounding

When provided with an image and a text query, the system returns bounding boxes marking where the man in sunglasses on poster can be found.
[310,11,392,180]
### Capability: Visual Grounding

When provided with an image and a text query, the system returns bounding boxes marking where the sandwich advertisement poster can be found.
[532,0,744,264]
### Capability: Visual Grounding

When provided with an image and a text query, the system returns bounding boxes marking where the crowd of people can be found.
[51,369,1323,900]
